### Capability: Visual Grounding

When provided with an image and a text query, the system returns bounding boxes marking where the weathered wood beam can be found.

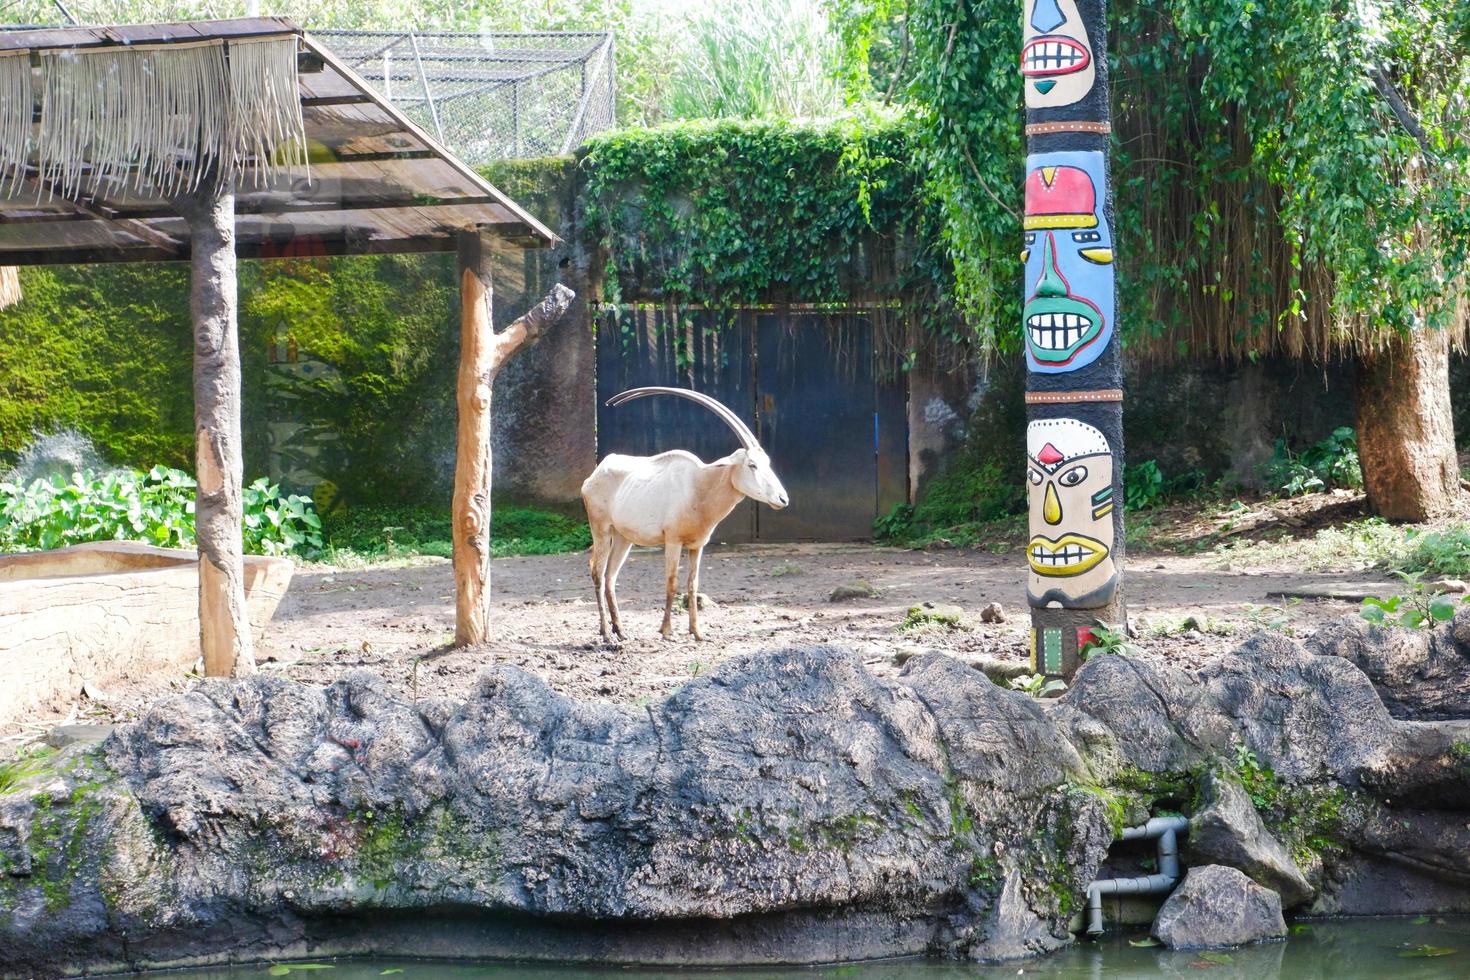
[179,175,254,678]
[0,225,548,267]
[453,230,495,646]
[301,94,375,107]
[14,175,185,254]
[0,193,505,221]
[452,228,574,645]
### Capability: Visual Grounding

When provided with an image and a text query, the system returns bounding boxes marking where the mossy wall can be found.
[0,265,197,471]
[0,157,591,512]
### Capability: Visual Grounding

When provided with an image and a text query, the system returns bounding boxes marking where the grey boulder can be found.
[1152,865,1286,949]
[1307,611,1470,720]
[0,647,1112,976]
[1188,770,1314,908]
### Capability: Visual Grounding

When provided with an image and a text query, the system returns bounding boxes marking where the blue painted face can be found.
[1021,151,1114,373]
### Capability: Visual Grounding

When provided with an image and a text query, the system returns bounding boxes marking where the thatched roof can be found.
[0,18,556,267]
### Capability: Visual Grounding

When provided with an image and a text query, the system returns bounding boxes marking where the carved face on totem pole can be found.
[1027,418,1116,607]
[1022,152,1114,374]
[1021,0,1097,109]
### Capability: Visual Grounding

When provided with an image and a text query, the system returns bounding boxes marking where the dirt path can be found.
[6,542,1398,744]
[254,543,1390,707]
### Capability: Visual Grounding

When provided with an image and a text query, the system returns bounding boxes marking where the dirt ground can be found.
[10,532,1401,745]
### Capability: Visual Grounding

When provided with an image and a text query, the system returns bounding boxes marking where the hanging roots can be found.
[0,50,31,197]
[0,266,20,310]
[5,34,306,200]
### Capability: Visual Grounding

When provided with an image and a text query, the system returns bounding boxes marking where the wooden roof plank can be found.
[300,31,557,245]
[0,17,557,264]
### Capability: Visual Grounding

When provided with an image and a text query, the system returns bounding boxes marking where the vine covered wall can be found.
[887,0,1470,361]
[580,113,967,350]
[0,158,579,510]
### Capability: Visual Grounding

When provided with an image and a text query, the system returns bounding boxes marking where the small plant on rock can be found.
[1009,673,1067,698]
[1360,570,1468,630]
[1243,602,1297,636]
[1079,621,1141,659]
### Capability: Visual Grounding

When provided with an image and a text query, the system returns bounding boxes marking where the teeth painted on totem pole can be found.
[1028,542,1096,567]
[1026,313,1093,351]
[1021,39,1087,74]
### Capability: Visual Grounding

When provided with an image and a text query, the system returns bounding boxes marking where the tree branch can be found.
[488,282,576,377]
[1369,66,1434,158]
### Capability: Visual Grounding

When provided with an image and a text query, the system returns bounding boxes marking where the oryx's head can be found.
[606,386,790,510]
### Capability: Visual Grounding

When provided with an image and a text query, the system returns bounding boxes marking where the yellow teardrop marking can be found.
[1043,481,1062,525]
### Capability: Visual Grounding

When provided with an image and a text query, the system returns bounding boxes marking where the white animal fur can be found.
[582,387,789,640]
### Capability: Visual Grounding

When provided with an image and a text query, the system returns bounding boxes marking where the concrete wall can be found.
[484,160,597,511]
[904,349,1357,503]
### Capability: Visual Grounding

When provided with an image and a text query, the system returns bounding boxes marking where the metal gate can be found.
[596,308,907,542]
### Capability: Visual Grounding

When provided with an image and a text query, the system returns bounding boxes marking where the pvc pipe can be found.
[1085,816,1190,936]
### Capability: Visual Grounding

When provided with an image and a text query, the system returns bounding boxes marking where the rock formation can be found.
[1308,608,1470,721]
[1151,865,1286,949]
[2,631,1469,976]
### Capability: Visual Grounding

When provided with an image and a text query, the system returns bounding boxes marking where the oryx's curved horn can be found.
[606,386,758,450]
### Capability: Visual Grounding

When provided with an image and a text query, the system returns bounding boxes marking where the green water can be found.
[159,916,1470,979]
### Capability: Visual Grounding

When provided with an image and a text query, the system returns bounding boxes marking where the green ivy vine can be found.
[579,113,966,347]
[839,0,1470,359]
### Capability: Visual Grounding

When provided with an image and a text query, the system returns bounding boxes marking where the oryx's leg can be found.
[588,526,612,640]
[604,534,634,640]
[685,546,706,641]
[659,541,682,638]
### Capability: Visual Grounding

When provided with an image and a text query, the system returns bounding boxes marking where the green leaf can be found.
[1429,594,1458,621]
[1412,915,1431,925]
[1398,945,1457,958]
[1128,936,1160,947]
[1197,951,1233,964]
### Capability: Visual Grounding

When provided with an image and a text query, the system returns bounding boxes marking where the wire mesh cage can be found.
[311,29,616,164]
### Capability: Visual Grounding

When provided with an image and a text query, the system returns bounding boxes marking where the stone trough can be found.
[0,541,292,727]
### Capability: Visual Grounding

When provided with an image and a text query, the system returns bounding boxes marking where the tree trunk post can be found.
[1020,0,1126,680]
[182,177,254,677]
[452,227,577,647]
[1355,327,1463,521]
[454,230,496,646]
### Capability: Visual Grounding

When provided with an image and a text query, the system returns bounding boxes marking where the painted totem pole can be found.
[1020,0,1124,678]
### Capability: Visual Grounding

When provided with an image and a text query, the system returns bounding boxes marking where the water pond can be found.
[162,916,1469,980]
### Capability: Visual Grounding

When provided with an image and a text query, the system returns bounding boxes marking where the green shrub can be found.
[0,466,322,557]
[873,458,1021,546]
[1399,526,1470,579]
[321,504,590,562]
[490,506,593,557]
[1124,460,1166,510]
[1260,427,1362,497]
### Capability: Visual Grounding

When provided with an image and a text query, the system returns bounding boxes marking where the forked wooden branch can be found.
[453,264,576,647]
[487,282,577,380]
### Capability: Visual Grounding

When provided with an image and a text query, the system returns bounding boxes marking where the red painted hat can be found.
[1024,165,1098,231]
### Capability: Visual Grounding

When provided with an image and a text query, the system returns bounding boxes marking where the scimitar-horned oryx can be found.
[581,386,789,641]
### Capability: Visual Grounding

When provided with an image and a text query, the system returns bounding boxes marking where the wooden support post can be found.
[454,230,497,646]
[181,176,254,677]
[453,227,576,645]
